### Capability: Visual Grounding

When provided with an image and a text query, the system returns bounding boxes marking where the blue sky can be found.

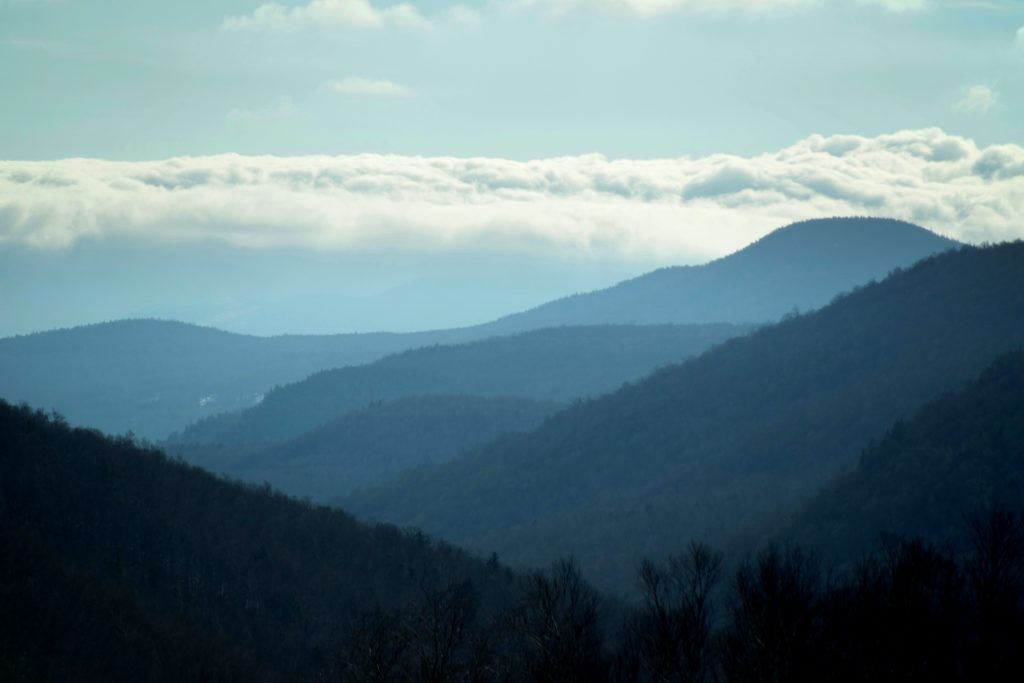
[3,0,1021,159]
[2,1,1024,335]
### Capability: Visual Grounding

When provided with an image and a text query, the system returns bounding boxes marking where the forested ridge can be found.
[0,400,521,679]
[4,398,1023,682]
[346,241,1024,589]
[0,319,483,441]
[177,394,562,502]
[772,348,1024,565]
[169,323,746,447]
[6,218,1024,681]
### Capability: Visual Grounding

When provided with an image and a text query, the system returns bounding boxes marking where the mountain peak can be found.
[724,216,957,267]
[488,216,960,331]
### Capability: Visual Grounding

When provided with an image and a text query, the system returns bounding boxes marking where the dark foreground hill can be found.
[773,349,1024,566]
[345,241,1024,591]
[0,399,523,680]
[486,217,958,332]
[0,319,483,441]
[4,399,1023,682]
[181,394,561,502]
[169,323,746,447]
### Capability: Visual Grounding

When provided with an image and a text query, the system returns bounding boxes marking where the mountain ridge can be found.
[345,240,1024,590]
[486,217,958,331]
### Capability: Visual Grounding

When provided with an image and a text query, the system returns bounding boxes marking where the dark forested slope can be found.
[346,241,1024,590]
[169,323,747,447]
[0,319,482,441]
[773,350,1024,566]
[0,399,521,679]
[179,394,561,502]
[486,217,958,332]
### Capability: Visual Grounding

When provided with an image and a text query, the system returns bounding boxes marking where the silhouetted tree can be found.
[964,505,1024,680]
[719,545,820,683]
[619,541,722,682]
[510,558,608,682]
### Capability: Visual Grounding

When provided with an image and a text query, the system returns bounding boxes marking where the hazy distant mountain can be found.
[345,241,1024,590]
[0,319,481,440]
[484,217,959,332]
[1,217,954,443]
[168,323,747,447]
[179,394,561,502]
[772,349,1024,566]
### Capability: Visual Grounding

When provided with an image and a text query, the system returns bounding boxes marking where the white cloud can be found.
[219,0,943,28]
[328,77,415,97]
[222,0,431,32]
[855,0,928,12]
[2,129,1023,262]
[227,96,299,121]
[954,84,998,114]
[1016,25,1024,46]
[505,0,819,18]
[503,0,934,19]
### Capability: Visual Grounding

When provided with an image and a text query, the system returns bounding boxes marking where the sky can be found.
[2,0,1024,335]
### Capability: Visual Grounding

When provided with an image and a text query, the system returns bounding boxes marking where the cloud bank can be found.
[504,0,817,18]
[220,0,930,29]
[3,129,1023,264]
[855,0,927,12]
[221,0,481,31]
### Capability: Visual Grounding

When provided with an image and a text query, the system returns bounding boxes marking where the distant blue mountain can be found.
[0,216,958,442]
[485,217,959,331]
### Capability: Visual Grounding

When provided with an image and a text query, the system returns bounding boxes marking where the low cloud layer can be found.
[3,128,1023,265]
[221,0,929,29]
[222,0,478,31]
[504,0,810,18]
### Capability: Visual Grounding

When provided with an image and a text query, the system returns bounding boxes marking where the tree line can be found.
[329,509,1024,682]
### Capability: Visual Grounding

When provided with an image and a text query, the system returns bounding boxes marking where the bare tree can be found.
[621,541,723,683]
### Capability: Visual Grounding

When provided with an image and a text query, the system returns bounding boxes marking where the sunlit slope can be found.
[345,241,1024,590]
[169,323,747,446]
[486,217,958,332]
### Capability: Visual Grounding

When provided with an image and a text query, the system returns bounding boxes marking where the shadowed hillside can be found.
[345,241,1024,590]
[772,349,1024,566]
[168,323,746,447]
[0,319,482,441]
[0,399,522,679]
[178,394,562,502]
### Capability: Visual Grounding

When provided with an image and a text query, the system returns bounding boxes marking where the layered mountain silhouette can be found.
[773,349,1024,566]
[2,217,956,444]
[168,323,745,447]
[0,319,489,441]
[486,217,958,331]
[5,215,1023,678]
[179,394,561,502]
[344,241,1024,590]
